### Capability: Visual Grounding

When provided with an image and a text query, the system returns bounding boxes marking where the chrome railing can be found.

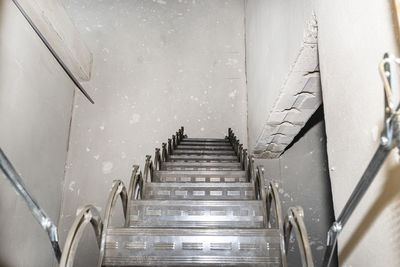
[12,0,95,104]
[228,128,313,266]
[322,53,400,266]
[0,148,62,262]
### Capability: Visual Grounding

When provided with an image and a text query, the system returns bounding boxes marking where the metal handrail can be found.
[59,205,103,267]
[266,180,287,267]
[128,165,143,202]
[323,53,400,266]
[143,155,154,183]
[12,0,94,104]
[162,143,168,161]
[154,148,162,170]
[284,206,314,267]
[0,148,62,262]
[98,180,128,266]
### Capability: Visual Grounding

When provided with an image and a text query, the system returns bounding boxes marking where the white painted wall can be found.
[245,0,315,150]
[256,117,334,266]
[59,1,247,265]
[246,0,400,266]
[0,0,75,266]
[318,1,400,266]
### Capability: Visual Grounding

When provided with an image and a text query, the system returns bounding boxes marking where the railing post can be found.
[176,131,181,145]
[172,135,176,149]
[181,126,185,138]
[168,138,173,155]
[242,149,248,171]
[162,143,168,161]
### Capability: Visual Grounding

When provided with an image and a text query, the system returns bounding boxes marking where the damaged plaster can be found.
[253,14,321,158]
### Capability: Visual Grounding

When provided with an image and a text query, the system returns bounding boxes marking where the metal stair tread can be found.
[103,228,281,266]
[172,149,236,155]
[144,182,255,200]
[175,145,234,150]
[181,138,229,142]
[160,161,242,171]
[178,141,233,147]
[168,155,239,162]
[153,170,248,183]
[128,199,265,228]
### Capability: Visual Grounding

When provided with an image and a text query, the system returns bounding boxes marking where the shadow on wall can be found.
[283,104,324,154]
[339,156,400,265]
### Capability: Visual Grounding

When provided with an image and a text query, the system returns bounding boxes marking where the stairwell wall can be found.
[59,1,248,265]
[0,0,76,266]
[246,0,400,266]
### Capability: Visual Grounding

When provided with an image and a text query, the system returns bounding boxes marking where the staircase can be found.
[59,128,313,266]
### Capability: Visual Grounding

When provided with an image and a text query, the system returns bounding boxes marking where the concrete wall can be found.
[59,1,247,265]
[256,115,335,266]
[246,0,400,266]
[245,0,315,150]
[318,0,400,266]
[0,0,75,266]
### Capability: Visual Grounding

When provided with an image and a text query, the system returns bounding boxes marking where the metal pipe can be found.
[12,0,95,104]
[0,148,62,262]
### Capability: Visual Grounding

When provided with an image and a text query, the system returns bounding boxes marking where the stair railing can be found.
[143,155,154,183]
[266,180,287,267]
[127,165,143,201]
[284,206,314,267]
[172,135,177,149]
[162,143,168,161]
[323,53,400,266]
[154,148,162,170]
[59,205,103,267]
[0,148,62,262]
[98,180,128,266]
[168,138,173,155]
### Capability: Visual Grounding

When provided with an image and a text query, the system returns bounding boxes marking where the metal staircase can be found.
[59,127,314,266]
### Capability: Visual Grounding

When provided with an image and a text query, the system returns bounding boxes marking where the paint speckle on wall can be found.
[129,113,141,124]
[102,161,113,174]
[69,181,76,192]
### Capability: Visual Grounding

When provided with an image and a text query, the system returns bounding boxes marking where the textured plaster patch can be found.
[254,14,321,158]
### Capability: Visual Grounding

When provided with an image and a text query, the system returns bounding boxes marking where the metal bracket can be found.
[323,53,400,266]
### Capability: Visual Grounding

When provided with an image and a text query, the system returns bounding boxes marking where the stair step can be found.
[161,162,242,171]
[181,138,229,143]
[144,182,255,200]
[128,200,265,228]
[175,145,233,151]
[172,150,236,156]
[103,228,281,266]
[179,142,233,147]
[168,155,239,162]
[153,170,248,183]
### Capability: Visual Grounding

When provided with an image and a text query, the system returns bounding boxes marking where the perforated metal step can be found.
[172,149,236,156]
[168,154,238,162]
[178,141,233,147]
[144,182,255,200]
[181,138,229,143]
[175,145,233,150]
[103,228,282,266]
[160,161,242,171]
[153,170,248,183]
[128,200,265,228]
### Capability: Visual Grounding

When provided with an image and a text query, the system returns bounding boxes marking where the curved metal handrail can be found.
[154,148,162,170]
[143,155,154,183]
[98,180,128,266]
[284,206,314,267]
[162,143,168,161]
[266,180,287,267]
[128,165,143,201]
[254,166,266,201]
[248,155,255,183]
[59,205,103,267]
